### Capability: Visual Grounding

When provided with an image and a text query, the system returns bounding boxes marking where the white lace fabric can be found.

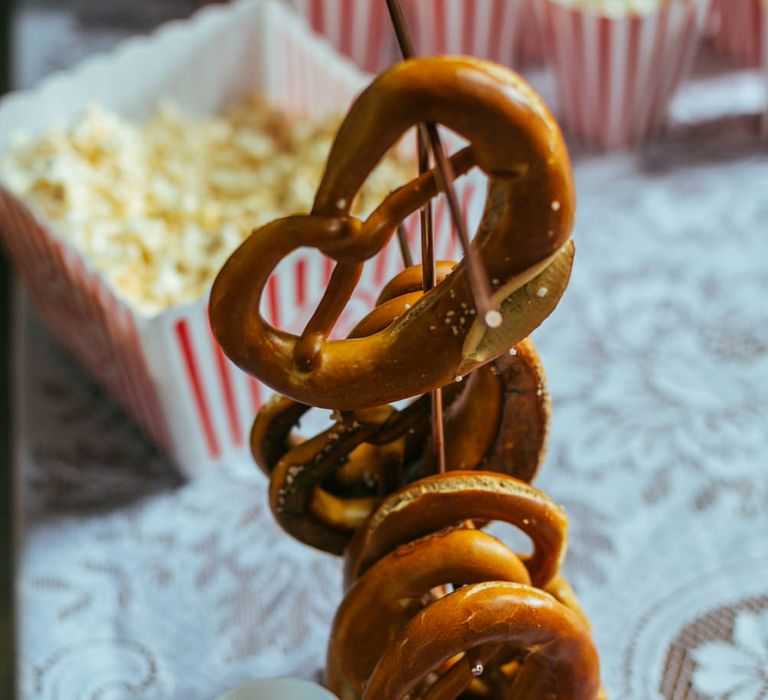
[11,10,768,699]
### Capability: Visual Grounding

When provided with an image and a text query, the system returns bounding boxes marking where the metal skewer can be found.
[396,224,414,268]
[417,132,446,474]
[385,0,503,474]
[385,0,501,330]
[384,0,447,473]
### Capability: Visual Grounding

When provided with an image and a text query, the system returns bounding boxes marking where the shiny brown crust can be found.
[471,339,550,480]
[253,334,550,554]
[361,583,601,700]
[267,405,396,554]
[344,471,569,589]
[327,527,531,698]
[250,394,310,476]
[209,57,575,409]
[252,324,549,479]
[210,56,603,699]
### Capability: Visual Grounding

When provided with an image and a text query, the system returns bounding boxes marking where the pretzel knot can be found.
[251,335,550,555]
[328,472,602,700]
[210,56,575,409]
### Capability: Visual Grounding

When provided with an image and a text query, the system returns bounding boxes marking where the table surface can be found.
[10,5,768,700]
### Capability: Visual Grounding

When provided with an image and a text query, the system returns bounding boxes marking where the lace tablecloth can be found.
[12,10,768,698]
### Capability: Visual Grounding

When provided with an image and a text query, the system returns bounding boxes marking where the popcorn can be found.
[0,97,414,314]
[549,0,676,16]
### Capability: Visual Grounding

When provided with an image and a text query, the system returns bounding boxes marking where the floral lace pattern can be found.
[12,9,768,699]
[692,610,768,699]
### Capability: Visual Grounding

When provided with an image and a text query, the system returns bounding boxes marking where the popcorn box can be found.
[284,0,398,73]
[711,0,765,66]
[519,0,548,64]
[403,0,545,68]
[285,0,544,73]
[0,0,488,477]
[536,0,712,149]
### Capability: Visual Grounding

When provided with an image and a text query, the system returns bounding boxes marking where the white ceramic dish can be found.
[217,678,338,700]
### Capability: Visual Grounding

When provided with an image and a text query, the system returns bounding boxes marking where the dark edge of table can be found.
[1,0,16,697]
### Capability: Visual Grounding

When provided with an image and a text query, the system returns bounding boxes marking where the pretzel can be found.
[210,56,575,409]
[343,471,568,589]
[251,334,550,554]
[209,56,604,699]
[327,472,599,699]
[328,526,532,698]
[360,583,600,700]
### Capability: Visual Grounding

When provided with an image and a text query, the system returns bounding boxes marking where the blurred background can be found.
[10,0,216,89]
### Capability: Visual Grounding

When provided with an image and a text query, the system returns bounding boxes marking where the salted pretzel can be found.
[327,472,600,699]
[210,56,575,409]
[251,331,550,554]
[360,584,599,700]
[209,56,604,700]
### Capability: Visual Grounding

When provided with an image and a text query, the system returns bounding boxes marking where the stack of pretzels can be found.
[211,56,605,699]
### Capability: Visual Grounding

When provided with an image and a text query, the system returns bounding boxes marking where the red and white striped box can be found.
[0,0,488,477]
[536,0,712,149]
[283,0,398,73]
[402,0,545,68]
[519,0,548,64]
[711,0,765,66]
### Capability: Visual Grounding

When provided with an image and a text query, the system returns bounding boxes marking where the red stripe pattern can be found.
[0,188,174,452]
[287,0,397,74]
[404,0,543,69]
[712,0,764,66]
[208,311,244,448]
[537,0,712,150]
[176,319,221,459]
